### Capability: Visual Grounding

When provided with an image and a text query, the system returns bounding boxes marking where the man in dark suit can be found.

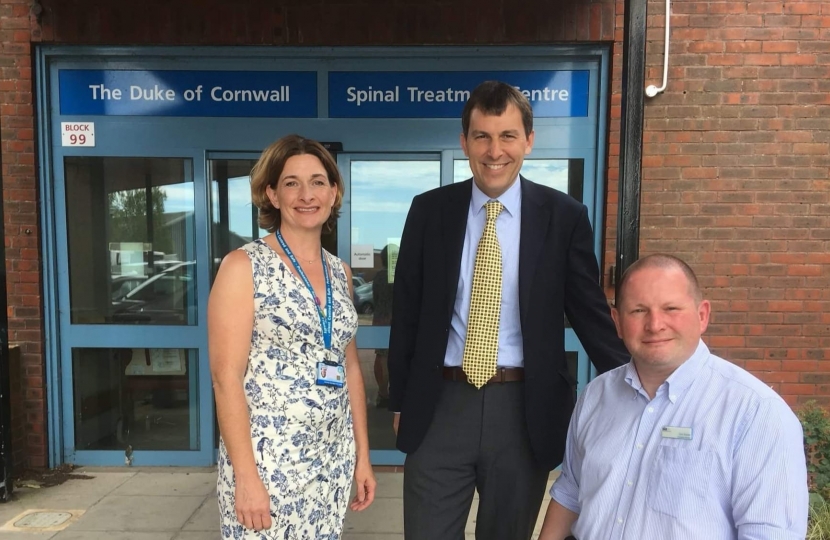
[388,80,630,540]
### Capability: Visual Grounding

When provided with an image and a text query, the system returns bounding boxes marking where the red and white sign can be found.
[60,122,95,147]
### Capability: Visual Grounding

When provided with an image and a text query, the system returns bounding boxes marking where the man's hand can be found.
[393,413,400,435]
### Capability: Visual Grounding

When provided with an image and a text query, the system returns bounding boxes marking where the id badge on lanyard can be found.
[276,231,342,388]
[315,361,345,388]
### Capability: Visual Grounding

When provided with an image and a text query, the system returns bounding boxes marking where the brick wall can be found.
[640,0,830,406]
[1,0,46,468]
[2,0,827,467]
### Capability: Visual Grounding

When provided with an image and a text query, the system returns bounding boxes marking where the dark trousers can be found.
[403,380,549,540]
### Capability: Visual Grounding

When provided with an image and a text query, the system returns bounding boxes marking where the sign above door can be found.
[58,69,589,119]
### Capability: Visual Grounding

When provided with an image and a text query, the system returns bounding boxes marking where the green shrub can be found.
[799,401,830,501]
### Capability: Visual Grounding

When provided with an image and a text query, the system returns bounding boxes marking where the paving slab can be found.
[364,472,403,499]
[343,498,405,534]
[35,472,136,497]
[182,497,219,531]
[112,472,216,497]
[173,532,221,540]
[53,532,177,540]
[69,494,204,532]
[0,532,57,540]
[5,472,136,514]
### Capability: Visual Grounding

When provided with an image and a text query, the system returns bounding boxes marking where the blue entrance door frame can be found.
[36,45,611,467]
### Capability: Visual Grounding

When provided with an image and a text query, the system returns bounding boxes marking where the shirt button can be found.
[627,480,633,486]
[618,517,624,524]
[670,394,677,401]
[636,443,644,450]
[647,407,654,413]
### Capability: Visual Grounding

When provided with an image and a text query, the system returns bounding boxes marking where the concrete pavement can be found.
[0,468,557,539]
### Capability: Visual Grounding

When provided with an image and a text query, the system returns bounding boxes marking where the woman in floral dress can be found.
[209,135,376,539]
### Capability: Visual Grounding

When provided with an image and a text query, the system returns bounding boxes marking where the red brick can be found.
[780,384,817,395]
[762,41,799,53]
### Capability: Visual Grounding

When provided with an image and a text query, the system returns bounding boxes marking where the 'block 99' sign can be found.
[60,122,96,147]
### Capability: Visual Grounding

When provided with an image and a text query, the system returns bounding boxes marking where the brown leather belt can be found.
[442,366,524,385]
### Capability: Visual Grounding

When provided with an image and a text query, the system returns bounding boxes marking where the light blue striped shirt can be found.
[444,178,523,368]
[551,340,808,540]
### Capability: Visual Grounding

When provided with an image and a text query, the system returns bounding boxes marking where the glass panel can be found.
[72,347,198,451]
[64,157,196,325]
[350,160,440,325]
[453,158,584,202]
[209,159,337,280]
[358,348,396,451]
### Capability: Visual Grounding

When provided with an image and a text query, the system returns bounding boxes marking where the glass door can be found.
[338,154,443,465]
[56,154,213,466]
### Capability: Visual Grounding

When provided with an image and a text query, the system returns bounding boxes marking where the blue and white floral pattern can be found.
[218,238,358,539]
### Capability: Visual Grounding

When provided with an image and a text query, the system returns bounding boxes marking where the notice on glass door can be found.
[351,244,374,268]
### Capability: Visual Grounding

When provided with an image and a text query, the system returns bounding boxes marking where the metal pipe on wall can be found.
[646,0,672,98]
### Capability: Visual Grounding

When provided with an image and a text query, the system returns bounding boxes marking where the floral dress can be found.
[218,238,358,539]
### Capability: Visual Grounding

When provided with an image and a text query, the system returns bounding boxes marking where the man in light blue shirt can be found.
[539,254,809,540]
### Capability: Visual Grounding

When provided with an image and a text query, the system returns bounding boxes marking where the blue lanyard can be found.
[275,230,333,351]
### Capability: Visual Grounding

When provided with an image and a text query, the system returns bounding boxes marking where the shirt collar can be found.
[663,339,710,402]
[471,176,521,218]
[623,339,711,403]
[624,362,649,400]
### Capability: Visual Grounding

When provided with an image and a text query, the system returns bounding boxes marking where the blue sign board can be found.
[328,71,590,118]
[59,70,318,117]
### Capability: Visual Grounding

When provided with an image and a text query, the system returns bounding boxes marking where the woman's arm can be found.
[342,263,377,511]
[208,250,271,531]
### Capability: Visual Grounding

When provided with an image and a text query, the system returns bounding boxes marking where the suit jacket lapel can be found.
[443,180,472,321]
[519,177,549,325]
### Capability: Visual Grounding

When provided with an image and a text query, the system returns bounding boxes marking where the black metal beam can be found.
[615,0,648,295]
[0,113,12,502]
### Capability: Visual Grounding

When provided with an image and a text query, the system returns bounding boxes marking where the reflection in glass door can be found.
[340,155,442,464]
[59,156,205,464]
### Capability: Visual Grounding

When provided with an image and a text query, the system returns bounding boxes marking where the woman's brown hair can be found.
[250,134,344,233]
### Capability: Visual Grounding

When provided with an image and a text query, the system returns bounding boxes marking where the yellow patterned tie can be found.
[462,200,504,389]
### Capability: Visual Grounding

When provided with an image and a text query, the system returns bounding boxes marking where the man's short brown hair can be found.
[461,80,534,137]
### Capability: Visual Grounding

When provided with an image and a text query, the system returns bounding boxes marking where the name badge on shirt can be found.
[661,426,692,440]
[316,362,345,388]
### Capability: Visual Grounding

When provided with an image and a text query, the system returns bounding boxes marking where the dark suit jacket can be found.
[388,177,630,471]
